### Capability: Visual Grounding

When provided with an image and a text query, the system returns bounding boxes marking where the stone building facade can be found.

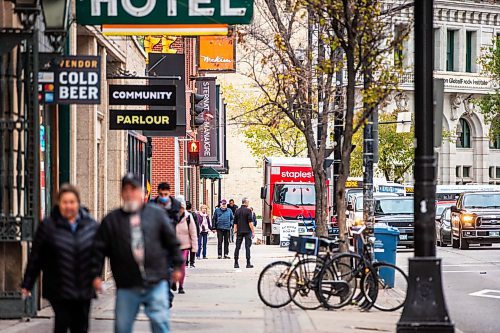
[381,0,500,185]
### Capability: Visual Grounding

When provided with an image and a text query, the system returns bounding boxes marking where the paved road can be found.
[397,244,500,333]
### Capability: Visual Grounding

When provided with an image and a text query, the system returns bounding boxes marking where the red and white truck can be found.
[260,157,329,245]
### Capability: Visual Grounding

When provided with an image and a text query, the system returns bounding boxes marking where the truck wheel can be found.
[270,234,280,245]
[459,236,469,250]
[452,236,459,248]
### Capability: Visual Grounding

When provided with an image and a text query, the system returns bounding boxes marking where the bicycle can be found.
[257,235,340,309]
[286,236,340,310]
[316,225,408,311]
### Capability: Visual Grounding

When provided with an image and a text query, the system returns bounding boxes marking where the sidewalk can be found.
[0,238,400,333]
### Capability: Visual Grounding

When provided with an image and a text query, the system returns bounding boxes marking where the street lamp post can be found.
[40,0,70,52]
[397,1,454,331]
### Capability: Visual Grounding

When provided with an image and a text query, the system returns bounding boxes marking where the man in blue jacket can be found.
[212,199,234,259]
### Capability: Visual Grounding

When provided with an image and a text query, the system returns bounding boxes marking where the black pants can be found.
[50,299,91,333]
[186,250,196,266]
[234,232,252,261]
[217,229,230,256]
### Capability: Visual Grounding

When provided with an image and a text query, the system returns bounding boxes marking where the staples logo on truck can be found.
[281,170,313,179]
[271,166,315,182]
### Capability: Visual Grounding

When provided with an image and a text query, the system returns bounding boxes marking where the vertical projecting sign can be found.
[196,77,218,164]
[54,56,101,104]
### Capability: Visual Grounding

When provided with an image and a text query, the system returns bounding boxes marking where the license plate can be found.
[399,234,408,240]
[490,231,500,237]
[298,227,306,234]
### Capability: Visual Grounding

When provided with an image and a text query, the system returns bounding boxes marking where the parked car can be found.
[373,197,414,247]
[451,191,500,249]
[436,207,452,247]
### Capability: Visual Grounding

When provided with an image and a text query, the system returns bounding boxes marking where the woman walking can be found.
[174,199,198,294]
[196,204,212,259]
[22,184,98,333]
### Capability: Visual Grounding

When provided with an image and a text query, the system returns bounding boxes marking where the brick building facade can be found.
[150,37,202,210]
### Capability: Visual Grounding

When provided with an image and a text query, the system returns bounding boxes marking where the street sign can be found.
[109,110,176,130]
[54,56,101,104]
[396,112,412,133]
[76,0,254,25]
[280,223,299,247]
[109,85,176,106]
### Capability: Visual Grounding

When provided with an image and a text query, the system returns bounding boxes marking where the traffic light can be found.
[187,141,200,165]
[190,92,205,129]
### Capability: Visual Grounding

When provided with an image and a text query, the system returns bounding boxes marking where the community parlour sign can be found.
[198,36,236,72]
[109,85,176,106]
[109,110,176,130]
[54,56,101,104]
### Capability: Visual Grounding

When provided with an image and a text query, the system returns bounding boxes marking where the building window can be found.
[497,167,500,179]
[446,30,455,71]
[465,31,477,73]
[463,166,471,178]
[456,166,461,178]
[456,118,471,148]
[394,25,405,68]
[490,126,500,149]
[434,28,442,70]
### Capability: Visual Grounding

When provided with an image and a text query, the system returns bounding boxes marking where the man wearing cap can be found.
[92,173,183,333]
[212,199,234,259]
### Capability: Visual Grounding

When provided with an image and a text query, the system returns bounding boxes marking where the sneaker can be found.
[218,256,222,259]
[224,255,231,259]
[171,283,177,292]
[190,264,195,268]
[246,263,254,268]
[234,262,240,269]
[203,256,207,259]
[178,287,185,294]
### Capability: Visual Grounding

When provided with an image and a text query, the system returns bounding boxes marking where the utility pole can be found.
[397,1,454,331]
[362,68,375,235]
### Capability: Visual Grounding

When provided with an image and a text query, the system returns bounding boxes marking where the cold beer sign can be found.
[54,56,101,104]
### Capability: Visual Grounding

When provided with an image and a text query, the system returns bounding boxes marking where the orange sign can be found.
[188,141,200,154]
[198,36,236,72]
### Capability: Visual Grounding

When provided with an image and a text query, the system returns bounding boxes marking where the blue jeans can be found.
[115,280,170,333]
[197,233,208,258]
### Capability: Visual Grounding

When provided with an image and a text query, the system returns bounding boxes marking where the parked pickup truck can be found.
[451,191,500,250]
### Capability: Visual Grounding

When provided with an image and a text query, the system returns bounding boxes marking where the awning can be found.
[200,167,221,180]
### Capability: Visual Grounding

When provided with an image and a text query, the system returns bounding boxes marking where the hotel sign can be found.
[76,0,254,25]
[109,110,176,130]
[109,85,176,106]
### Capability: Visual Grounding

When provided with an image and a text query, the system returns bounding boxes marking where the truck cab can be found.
[261,157,329,245]
[451,191,500,249]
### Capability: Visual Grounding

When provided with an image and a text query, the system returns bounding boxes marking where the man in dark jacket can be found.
[228,199,238,242]
[92,174,183,333]
[212,199,234,259]
[152,182,182,223]
[233,198,255,269]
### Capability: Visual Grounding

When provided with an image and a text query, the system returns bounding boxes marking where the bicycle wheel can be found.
[258,261,293,308]
[316,253,361,309]
[287,257,323,310]
[362,262,408,311]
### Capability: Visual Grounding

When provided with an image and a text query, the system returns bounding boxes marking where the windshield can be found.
[463,193,500,209]
[274,184,316,206]
[436,204,453,217]
[375,199,413,215]
[355,198,364,211]
[347,189,363,203]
